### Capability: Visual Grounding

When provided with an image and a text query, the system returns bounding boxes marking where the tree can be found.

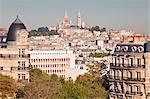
[29,28,59,37]
[16,68,109,99]
[61,80,79,98]
[89,52,107,58]
[100,27,106,32]
[29,30,38,37]
[87,63,101,76]
[75,73,108,99]
[90,26,100,32]
[21,69,62,99]
[38,27,49,33]
[86,62,110,98]
[0,74,18,98]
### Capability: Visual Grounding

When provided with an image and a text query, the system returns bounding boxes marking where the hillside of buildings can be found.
[0,11,150,99]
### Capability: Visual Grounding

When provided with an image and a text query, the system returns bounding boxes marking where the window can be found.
[18,61,21,70]
[22,61,25,70]
[127,96,132,99]
[22,74,25,80]
[10,67,13,71]
[80,66,83,69]
[114,57,117,65]
[128,71,132,79]
[136,72,141,80]
[18,74,21,79]
[19,49,21,57]
[117,57,120,64]
[143,57,146,64]
[120,95,123,99]
[0,67,3,70]
[18,61,21,66]
[130,58,133,66]
[120,84,124,93]
[122,58,124,65]
[113,70,115,78]
[129,85,132,93]
[22,49,25,54]
[136,85,140,93]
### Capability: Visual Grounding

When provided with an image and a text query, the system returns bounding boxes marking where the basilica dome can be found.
[7,16,26,41]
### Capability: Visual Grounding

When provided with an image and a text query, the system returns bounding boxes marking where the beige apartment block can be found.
[109,41,150,99]
[0,16,30,81]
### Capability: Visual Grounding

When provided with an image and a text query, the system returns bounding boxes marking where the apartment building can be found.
[109,41,150,99]
[0,16,30,81]
[29,50,76,78]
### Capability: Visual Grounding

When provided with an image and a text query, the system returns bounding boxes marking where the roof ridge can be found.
[13,15,22,24]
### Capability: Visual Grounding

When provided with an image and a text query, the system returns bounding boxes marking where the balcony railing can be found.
[18,79,29,82]
[126,91,143,96]
[110,90,143,96]
[124,64,145,69]
[110,63,145,69]
[124,77,145,82]
[109,89,124,95]
[11,67,30,71]
[0,54,30,58]
[108,76,145,82]
[109,76,123,82]
[0,67,30,71]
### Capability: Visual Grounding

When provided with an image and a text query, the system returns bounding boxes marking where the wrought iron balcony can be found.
[110,63,145,70]
[126,91,143,96]
[18,79,29,82]
[0,67,30,72]
[11,67,30,71]
[110,63,123,69]
[109,89,124,95]
[108,76,145,82]
[124,77,145,82]
[0,54,30,58]
[108,75,124,82]
[125,64,145,69]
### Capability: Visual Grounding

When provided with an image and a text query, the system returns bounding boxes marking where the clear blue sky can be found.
[0,0,149,34]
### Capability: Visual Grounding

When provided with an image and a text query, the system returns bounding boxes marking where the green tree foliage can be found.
[89,52,107,58]
[20,69,62,99]
[4,67,109,99]
[87,63,110,91]
[29,29,59,37]
[75,73,107,99]
[87,63,101,76]
[0,68,109,99]
[91,26,100,31]
[89,26,106,33]
[0,74,18,98]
